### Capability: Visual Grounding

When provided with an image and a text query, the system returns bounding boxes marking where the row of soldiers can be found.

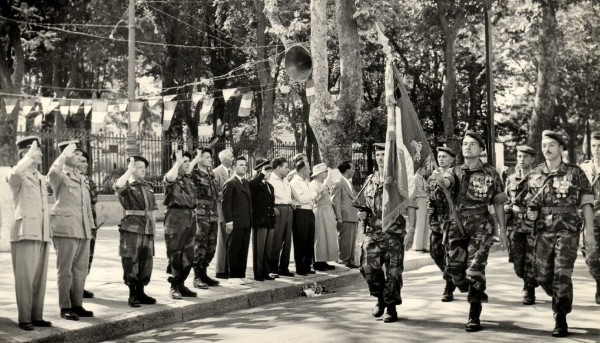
[358,130,599,338]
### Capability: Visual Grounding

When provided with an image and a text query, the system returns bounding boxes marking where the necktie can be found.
[228,168,232,177]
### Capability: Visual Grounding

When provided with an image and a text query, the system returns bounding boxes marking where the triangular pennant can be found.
[33,113,43,127]
[3,97,19,115]
[83,100,93,115]
[374,22,392,56]
[69,99,82,115]
[306,79,315,104]
[108,103,120,113]
[59,99,70,118]
[147,97,161,107]
[118,99,129,112]
[199,97,214,123]
[222,88,237,102]
[163,94,177,103]
[163,101,178,131]
[129,101,144,134]
[41,97,58,115]
[279,85,290,94]
[21,99,35,116]
[192,92,204,105]
[92,101,108,124]
[238,92,253,117]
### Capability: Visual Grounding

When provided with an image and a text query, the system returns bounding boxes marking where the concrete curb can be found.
[8,255,434,343]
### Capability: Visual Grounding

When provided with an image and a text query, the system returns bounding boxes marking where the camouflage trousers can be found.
[429,231,451,281]
[119,230,154,286]
[447,233,493,303]
[536,233,579,314]
[164,209,196,283]
[193,219,218,269]
[582,227,600,281]
[359,232,405,306]
[508,231,538,288]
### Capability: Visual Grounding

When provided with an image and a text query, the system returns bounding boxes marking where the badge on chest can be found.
[469,173,492,198]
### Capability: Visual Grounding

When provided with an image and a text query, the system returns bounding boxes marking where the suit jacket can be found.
[7,166,51,242]
[249,173,276,229]
[331,178,359,222]
[222,175,253,229]
[47,163,95,239]
[213,164,231,222]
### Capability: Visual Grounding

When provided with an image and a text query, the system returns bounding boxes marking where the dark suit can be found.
[222,175,253,278]
[249,173,276,279]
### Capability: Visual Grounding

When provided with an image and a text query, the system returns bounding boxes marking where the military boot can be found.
[522,284,536,305]
[179,282,198,297]
[552,313,568,337]
[137,285,157,305]
[193,267,209,289]
[441,280,456,302]
[465,302,482,332]
[199,267,220,287]
[383,305,398,323]
[372,296,385,318]
[128,285,141,307]
[595,280,600,305]
[168,277,182,300]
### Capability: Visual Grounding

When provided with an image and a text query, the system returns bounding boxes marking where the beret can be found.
[171,151,193,160]
[541,130,567,147]
[436,146,456,157]
[131,155,149,167]
[516,145,536,156]
[463,130,485,150]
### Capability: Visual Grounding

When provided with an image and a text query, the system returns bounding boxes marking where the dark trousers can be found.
[293,209,315,274]
[88,228,98,273]
[164,209,196,283]
[119,230,154,286]
[269,205,293,273]
[227,227,251,278]
[253,227,275,278]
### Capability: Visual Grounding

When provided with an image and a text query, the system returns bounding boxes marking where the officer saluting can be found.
[505,145,538,305]
[521,130,594,337]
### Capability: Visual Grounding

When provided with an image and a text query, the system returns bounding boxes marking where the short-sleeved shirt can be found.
[191,168,219,222]
[115,180,158,234]
[163,173,196,209]
[521,162,593,234]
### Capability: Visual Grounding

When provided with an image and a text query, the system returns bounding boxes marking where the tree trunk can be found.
[527,2,559,157]
[441,30,458,149]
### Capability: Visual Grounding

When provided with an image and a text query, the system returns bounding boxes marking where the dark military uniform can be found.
[426,174,452,282]
[444,160,508,303]
[359,171,415,306]
[191,169,219,272]
[87,177,98,271]
[505,169,538,289]
[579,160,600,289]
[522,161,594,315]
[163,174,197,288]
[115,180,157,286]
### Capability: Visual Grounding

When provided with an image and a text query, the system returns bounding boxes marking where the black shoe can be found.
[465,302,482,332]
[372,300,385,318]
[269,273,280,279]
[128,294,141,307]
[179,284,197,297]
[72,306,94,317]
[201,272,220,287]
[325,263,335,270]
[552,313,568,337]
[441,281,456,302]
[307,270,316,274]
[170,286,182,300]
[313,262,327,271]
[346,264,360,269]
[60,308,79,321]
[216,272,229,279]
[255,277,265,282]
[18,322,34,331]
[522,286,536,305]
[83,289,94,298]
[383,305,398,323]
[278,270,294,277]
[193,278,209,289]
[137,286,157,305]
[296,271,307,276]
[32,319,52,327]
[596,291,600,305]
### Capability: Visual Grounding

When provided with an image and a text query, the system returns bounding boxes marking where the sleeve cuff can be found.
[492,192,509,205]
[579,194,595,208]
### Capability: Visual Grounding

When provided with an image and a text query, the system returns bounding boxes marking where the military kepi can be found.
[374,143,385,151]
[542,130,567,147]
[516,145,536,156]
[16,136,40,151]
[464,130,486,150]
[57,140,84,153]
[436,146,456,157]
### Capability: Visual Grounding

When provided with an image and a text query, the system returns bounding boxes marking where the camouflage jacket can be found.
[519,161,593,235]
[426,168,450,232]
[505,169,531,232]
[191,168,219,222]
[579,160,600,223]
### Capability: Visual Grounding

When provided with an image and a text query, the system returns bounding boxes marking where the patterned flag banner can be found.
[118,99,129,112]
[222,88,237,102]
[3,97,19,115]
[41,97,58,115]
[306,79,315,104]
[192,92,204,105]
[147,96,161,107]
[163,101,177,131]
[69,99,82,115]
[129,101,144,134]
[238,92,253,117]
[83,100,93,115]
[163,94,177,103]
[199,97,214,123]
[59,99,70,118]
[21,98,35,116]
[108,103,120,113]
[92,101,108,124]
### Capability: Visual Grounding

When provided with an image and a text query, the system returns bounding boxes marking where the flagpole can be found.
[485,5,496,167]
[126,0,138,156]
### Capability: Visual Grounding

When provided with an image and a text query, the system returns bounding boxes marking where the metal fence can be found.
[12,130,373,194]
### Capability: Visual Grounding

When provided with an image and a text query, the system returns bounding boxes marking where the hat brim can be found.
[254,160,271,171]
[311,169,327,177]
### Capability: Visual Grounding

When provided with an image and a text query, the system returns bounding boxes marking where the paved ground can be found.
[112,253,600,343]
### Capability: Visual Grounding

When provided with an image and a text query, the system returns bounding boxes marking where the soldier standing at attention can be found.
[188,147,221,289]
[7,137,52,330]
[163,151,198,299]
[47,141,95,321]
[431,131,508,332]
[521,130,594,337]
[76,150,97,299]
[505,145,538,305]
[114,156,157,307]
[578,131,600,305]
[426,146,456,302]
[359,143,417,323]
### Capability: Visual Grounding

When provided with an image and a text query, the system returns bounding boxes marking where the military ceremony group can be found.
[5,128,600,339]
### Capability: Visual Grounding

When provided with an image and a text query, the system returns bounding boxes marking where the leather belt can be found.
[295,206,313,211]
[462,207,488,217]
[540,206,577,215]
[125,210,151,216]
[275,204,293,207]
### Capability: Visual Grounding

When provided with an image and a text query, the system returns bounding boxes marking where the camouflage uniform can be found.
[191,169,219,269]
[426,175,451,281]
[359,172,414,306]
[579,160,600,283]
[521,162,594,314]
[505,170,538,288]
[87,177,98,271]
[444,161,508,303]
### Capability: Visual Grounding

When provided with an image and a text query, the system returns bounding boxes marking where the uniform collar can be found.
[540,161,567,176]
[460,160,483,171]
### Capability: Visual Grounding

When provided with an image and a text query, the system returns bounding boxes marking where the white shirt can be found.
[268,173,293,205]
[290,174,316,209]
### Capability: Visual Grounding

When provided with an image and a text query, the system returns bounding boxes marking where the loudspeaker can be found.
[284,45,312,82]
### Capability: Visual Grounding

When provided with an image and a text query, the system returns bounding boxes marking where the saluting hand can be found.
[127,157,136,173]
[194,149,202,162]
[61,142,77,158]
[175,150,183,164]
[25,140,42,159]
